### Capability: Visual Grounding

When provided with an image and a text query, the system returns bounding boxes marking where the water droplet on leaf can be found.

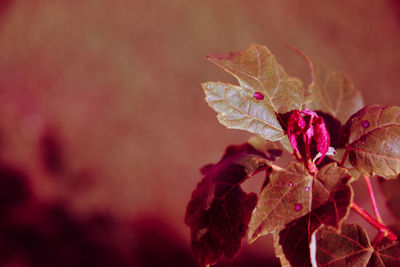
[294,203,303,212]
[361,120,370,129]
[253,92,264,100]
[360,136,366,145]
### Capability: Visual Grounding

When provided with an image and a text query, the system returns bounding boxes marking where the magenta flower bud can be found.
[312,116,330,164]
[287,110,306,154]
[285,109,331,165]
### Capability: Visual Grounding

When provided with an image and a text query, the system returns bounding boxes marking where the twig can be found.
[363,174,383,223]
[351,202,397,241]
[339,147,350,167]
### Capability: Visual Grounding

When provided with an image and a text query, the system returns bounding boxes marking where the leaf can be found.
[248,162,313,242]
[275,213,320,267]
[315,222,400,267]
[379,175,400,219]
[314,223,373,267]
[202,82,284,141]
[307,59,364,124]
[343,105,400,178]
[272,230,292,267]
[184,143,277,267]
[273,163,353,266]
[332,148,361,181]
[368,239,400,266]
[203,43,306,141]
[280,136,294,153]
[247,135,283,161]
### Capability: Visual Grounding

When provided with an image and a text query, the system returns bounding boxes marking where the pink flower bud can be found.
[287,110,306,154]
[285,109,331,165]
[312,116,330,164]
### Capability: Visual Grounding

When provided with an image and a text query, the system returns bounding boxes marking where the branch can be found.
[363,174,383,223]
[351,202,397,241]
[339,147,350,167]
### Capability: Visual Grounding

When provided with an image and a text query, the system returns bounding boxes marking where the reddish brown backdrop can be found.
[0,0,399,266]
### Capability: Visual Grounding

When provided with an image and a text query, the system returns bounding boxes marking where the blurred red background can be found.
[0,0,399,266]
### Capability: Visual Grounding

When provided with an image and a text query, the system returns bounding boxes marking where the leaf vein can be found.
[349,123,400,145]
[349,146,400,161]
[207,89,283,132]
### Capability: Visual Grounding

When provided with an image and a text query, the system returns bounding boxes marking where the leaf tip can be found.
[205,54,224,61]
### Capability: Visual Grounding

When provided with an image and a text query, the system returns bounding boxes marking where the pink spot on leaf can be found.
[361,120,370,129]
[253,92,264,100]
[294,203,303,212]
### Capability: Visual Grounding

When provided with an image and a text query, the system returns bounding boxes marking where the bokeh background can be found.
[0,0,399,266]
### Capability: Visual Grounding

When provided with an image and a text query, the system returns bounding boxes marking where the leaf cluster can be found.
[185,44,400,267]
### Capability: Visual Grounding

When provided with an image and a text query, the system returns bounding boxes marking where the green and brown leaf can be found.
[314,224,373,267]
[313,223,400,267]
[307,60,364,124]
[248,162,313,242]
[273,163,353,266]
[343,105,400,178]
[202,43,307,141]
[368,239,400,266]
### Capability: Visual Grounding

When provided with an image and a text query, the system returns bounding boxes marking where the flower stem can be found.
[339,147,350,167]
[351,202,397,241]
[303,135,316,173]
[363,174,383,223]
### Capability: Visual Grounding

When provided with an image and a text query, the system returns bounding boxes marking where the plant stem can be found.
[372,231,385,248]
[339,147,350,167]
[303,135,316,173]
[363,174,383,223]
[351,202,397,241]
